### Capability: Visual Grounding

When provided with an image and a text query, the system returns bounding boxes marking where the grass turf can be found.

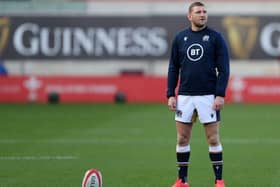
[0,103,279,187]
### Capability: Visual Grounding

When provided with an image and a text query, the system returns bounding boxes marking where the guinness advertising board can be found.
[0,15,279,60]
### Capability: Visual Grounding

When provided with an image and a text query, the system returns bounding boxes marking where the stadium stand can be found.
[1,0,280,77]
[1,0,280,103]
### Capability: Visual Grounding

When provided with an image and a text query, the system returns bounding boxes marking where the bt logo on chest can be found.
[187,43,204,62]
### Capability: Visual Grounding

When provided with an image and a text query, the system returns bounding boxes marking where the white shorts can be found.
[175,95,220,124]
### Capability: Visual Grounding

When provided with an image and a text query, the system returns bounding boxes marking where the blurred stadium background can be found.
[0,0,280,103]
[1,0,280,187]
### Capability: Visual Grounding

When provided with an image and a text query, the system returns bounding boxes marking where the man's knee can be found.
[177,133,190,146]
[204,122,221,146]
[176,122,192,146]
[207,134,220,146]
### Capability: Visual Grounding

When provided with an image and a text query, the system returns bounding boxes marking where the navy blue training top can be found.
[167,26,230,98]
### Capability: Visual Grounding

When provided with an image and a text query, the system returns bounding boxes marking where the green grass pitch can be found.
[0,103,279,187]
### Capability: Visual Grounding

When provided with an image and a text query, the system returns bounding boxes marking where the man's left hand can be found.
[213,96,224,111]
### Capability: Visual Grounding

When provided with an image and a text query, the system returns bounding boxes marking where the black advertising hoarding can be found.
[0,15,279,60]
[0,16,182,60]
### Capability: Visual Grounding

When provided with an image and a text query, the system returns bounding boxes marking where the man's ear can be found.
[186,13,191,21]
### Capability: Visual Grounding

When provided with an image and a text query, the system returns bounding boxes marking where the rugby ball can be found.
[82,169,102,187]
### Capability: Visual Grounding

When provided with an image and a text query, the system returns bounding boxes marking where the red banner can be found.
[0,76,280,103]
[226,76,280,103]
[0,76,167,103]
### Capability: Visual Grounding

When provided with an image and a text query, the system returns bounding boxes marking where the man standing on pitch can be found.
[167,2,230,187]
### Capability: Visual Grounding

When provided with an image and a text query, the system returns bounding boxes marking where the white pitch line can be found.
[0,138,280,145]
[222,138,280,145]
[0,156,78,160]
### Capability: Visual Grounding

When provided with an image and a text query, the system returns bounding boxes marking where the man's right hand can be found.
[168,96,177,111]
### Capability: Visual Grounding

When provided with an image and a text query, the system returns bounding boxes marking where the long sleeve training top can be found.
[167,26,230,98]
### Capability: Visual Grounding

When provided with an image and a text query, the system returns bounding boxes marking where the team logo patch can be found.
[186,43,204,62]
[176,110,183,117]
[203,35,210,42]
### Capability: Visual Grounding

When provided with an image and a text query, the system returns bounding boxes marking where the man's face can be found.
[188,6,208,28]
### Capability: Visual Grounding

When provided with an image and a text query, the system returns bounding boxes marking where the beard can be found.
[193,21,206,28]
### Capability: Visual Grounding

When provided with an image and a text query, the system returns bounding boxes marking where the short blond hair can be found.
[188,1,205,13]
